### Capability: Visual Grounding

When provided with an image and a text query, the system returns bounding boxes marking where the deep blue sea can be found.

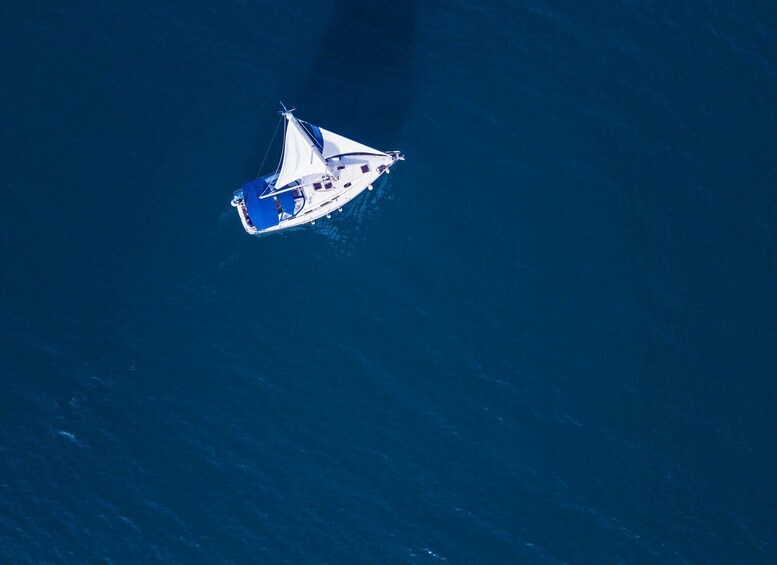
[2,1,777,562]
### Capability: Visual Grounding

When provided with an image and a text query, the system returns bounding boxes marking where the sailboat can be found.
[231,107,404,235]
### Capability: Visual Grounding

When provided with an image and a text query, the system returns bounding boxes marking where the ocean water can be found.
[1,0,777,562]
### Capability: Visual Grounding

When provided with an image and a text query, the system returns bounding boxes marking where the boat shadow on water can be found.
[298,0,418,242]
[236,0,418,241]
[297,0,419,143]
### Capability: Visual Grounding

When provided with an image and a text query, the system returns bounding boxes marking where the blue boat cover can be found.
[242,178,279,230]
[277,190,296,215]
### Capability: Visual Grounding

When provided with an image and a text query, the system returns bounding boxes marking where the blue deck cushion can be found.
[277,190,296,215]
[242,178,279,230]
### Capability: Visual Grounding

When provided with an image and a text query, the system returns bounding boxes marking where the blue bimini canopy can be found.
[277,190,296,215]
[242,178,279,230]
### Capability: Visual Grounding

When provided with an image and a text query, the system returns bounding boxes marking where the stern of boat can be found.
[231,190,258,234]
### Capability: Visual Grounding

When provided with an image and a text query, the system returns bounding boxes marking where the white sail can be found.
[275,115,329,189]
[318,127,387,159]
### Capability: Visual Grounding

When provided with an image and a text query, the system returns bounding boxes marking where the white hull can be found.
[233,151,403,235]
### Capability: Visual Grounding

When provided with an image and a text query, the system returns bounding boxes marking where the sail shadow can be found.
[241,1,417,181]
[293,0,418,148]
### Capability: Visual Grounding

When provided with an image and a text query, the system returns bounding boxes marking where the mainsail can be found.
[274,115,329,189]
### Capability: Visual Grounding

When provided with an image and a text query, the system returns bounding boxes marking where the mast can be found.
[273,109,331,189]
[284,110,338,179]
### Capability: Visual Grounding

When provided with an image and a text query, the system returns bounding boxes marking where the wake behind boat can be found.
[232,108,404,235]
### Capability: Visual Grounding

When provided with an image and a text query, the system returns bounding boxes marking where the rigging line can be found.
[273,118,287,180]
[256,116,283,180]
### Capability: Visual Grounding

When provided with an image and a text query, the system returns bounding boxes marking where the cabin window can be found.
[337,165,346,170]
[344,182,352,188]
[361,164,370,173]
[313,182,322,190]
[324,182,333,189]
